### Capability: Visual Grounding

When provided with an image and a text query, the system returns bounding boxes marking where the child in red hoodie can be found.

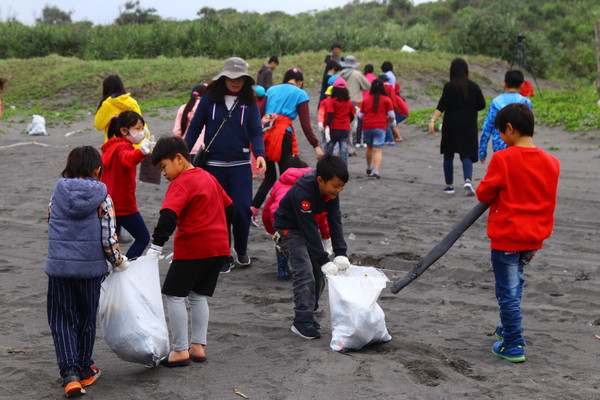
[262,156,331,279]
[101,110,154,258]
[476,103,560,363]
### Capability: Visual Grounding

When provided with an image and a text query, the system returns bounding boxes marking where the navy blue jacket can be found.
[274,171,347,267]
[184,95,265,162]
[45,178,108,279]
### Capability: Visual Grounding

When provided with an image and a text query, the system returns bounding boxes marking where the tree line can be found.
[1,0,598,81]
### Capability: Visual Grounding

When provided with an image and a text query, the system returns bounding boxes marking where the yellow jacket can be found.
[94,93,143,143]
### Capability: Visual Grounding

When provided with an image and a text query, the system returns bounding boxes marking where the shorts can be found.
[362,129,386,148]
[161,256,227,297]
[396,114,408,124]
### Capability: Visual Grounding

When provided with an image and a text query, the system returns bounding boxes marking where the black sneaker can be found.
[443,186,455,194]
[366,168,372,176]
[220,256,235,274]
[236,253,251,268]
[291,321,321,339]
[312,320,321,330]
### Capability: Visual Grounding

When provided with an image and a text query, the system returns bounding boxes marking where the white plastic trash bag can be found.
[99,256,169,367]
[327,266,392,352]
[27,114,47,135]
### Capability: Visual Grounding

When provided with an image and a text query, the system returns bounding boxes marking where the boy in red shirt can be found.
[146,136,234,367]
[476,103,560,363]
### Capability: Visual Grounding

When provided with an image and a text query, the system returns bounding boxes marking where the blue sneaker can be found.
[492,341,526,363]
[494,326,504,341]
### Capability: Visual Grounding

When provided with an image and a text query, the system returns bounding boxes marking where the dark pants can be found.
[252,134,293,209]
[47,276,103,377]
[116,211,150,258]
[279,229,325,322]
[205,164,252,256]
[443,153,473,186]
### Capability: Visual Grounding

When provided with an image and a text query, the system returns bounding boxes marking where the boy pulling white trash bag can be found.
[99,255,169,367]
[326,265,392,352]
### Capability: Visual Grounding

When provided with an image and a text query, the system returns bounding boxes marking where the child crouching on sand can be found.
[476,103,560,363]
[273,154,350,340]
[146,136,234,367]
[46,146,128,397]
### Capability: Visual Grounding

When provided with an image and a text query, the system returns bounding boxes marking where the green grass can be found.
[1,52,599,132]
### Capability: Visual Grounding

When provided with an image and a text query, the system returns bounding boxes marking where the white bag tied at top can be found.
[99,256,169,367]
[326,265,392,352]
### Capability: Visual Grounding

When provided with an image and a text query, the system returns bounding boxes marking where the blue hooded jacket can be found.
[45,178,108,278]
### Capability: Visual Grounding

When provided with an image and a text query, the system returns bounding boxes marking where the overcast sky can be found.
[1,0,432,25]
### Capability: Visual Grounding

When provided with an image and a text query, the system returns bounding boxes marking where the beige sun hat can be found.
[212,57,255,84]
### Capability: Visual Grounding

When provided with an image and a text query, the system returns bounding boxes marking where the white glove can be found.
[333,256,350,273]
[321,261,338,276]
[318,122,324,131]
[139,138,155,155]
[322,238,334,257]
[324,127,331,143]
[146,244,164,259]
[113,255,130,272]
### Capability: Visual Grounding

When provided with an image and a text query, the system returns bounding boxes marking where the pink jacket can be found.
[173,99,204,153]
[262,167,330,239]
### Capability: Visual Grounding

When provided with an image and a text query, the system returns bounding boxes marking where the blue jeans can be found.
[116,211,150,258]
[491,249,537,346]
[443,154,473,186]
[325,129,349,165]
[278,229,325,322]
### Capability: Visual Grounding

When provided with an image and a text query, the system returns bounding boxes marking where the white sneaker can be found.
[464,181,475,197]
[355,143,361,148]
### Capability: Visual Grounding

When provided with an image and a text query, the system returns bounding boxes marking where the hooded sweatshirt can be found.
[100,137,145,215]
[94,93,143,142]
[339,68,372,103]
[262,167,330,239]
[45,178,108,278]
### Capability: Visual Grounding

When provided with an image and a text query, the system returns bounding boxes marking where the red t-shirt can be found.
[325,98,355,131]
[361,94,393,130]
[161,168,232,260]
[476,146,560,251]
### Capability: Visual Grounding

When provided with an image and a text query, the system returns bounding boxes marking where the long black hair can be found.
[331,86,350,102]
[97,75,126,111]
[180,84,207,134]
[369,79,388,113]
[207,77,255,106]
[449,58,470,101]
[107,110,145,139]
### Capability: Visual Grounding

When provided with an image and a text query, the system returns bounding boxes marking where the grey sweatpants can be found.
[165,292,209,351]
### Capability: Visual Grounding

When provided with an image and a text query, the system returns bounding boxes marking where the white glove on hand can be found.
[322,237,334,258]
[112,255,130,272]
[318,122,324,131]
[333,255,350,274]
[139,138,155,155]
[146,244,164,259]
[324,127,331,143]
[321,261,338,276]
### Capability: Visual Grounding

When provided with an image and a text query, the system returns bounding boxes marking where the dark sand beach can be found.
[0,85,599,399]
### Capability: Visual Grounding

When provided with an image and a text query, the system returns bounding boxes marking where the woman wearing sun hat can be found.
[184,57,266,271]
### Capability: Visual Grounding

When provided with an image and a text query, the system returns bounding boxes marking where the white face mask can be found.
[126,129,145,144]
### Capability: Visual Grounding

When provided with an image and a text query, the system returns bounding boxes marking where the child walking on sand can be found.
[101,110,154,258]
[145,136,234,367]
[476,103,560,363]
[324,78,356,165]
[46,146,128,397]
[273,154,350,339]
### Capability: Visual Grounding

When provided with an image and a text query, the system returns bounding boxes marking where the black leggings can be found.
[252,134,293,209]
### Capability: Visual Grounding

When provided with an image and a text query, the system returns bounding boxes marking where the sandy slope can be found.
[0,97,599,399]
